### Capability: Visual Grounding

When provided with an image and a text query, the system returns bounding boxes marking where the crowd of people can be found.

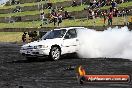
[10,0,20,5]
[89,0,130,7]
[22,31,38,42]
[40,5,73,27]
[40,0,86,27]
[86,7,130,25]
[39,0,131,27]
[84,0,131,25]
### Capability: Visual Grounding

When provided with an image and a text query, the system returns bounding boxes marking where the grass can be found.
[0,16,131,28]
[0,21,42,28]
[0,32,23,42]
[0,0,71,9]
[64,5,87,12]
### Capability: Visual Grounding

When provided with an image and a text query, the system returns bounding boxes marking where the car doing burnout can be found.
[20,27,85,60]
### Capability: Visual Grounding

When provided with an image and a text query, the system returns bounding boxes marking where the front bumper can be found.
[20,48,50,57]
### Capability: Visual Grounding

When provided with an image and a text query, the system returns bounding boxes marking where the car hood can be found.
[22,38,63,48]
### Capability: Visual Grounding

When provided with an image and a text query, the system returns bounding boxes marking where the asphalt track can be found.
[0,43,132,88]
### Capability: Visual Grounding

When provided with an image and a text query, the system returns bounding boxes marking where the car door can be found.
[61,29,79,54]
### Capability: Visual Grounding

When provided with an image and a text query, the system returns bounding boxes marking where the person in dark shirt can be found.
[51,12,57,26]
[47,2,52,9]
[72,0,77,7]
[22,32,27,42]
[103,10,107,25]
[111,1,117,9]
[64,11,70,19]
[57,13,63,26]
[108,12,113,25]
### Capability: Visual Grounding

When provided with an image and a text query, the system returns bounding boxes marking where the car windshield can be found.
[42,29,66,40]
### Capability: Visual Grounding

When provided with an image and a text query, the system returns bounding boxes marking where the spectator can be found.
[110,7,113,12]
[11,0,16,5]
[121,0,124,3]
[11,0,20,5]
[111,1,117,9]
[101,0,106,7]
[59,7,64,12]
[57,13,63,26]
[32,31,38,41]
[102,10,107,25]
[88,9,92,19]
[95,1,99,7]
[28,31,38,42]
[87,9,91,20]
[51,12,57,26]
[72,0,77,7]
[113,7,119,17]
[125,8,130,15]
[93,0,97,7]
[40,12,45,19]
[28,31,33,42]
[121,8,126,16]
[108,11,113,25]
[64,11,71,19]
[91,10,95,19]
[40,12,45,25]
[47,1,52,9]
[22,32,27,42]
[90,0,94,7]
[94,9,99,18]
[107,0,111,5]
[13,6,21,13]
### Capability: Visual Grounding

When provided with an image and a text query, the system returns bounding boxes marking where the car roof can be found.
[54,27,85,31]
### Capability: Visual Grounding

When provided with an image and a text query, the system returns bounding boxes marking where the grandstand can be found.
[0,0,131,29]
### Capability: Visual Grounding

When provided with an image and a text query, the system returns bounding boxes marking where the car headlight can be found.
[34,46,37,49]
[38,45,48,48]
[21,47,25,50]
[34,45,48,49]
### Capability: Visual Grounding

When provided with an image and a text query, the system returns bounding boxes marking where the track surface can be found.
[0,43,132,88]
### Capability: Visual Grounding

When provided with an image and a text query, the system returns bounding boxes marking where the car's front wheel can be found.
[49,46,61,60]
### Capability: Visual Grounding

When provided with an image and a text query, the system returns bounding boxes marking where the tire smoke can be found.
[77,26,132,60]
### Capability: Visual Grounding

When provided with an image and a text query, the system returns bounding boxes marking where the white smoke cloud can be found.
[77,26,132,60]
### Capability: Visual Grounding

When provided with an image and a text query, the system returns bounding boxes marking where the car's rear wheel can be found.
[49,46,61,60]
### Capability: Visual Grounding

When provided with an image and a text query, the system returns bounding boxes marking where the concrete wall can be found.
[0,25,131,32]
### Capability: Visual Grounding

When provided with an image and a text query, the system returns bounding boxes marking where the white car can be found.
[20,27,85,60]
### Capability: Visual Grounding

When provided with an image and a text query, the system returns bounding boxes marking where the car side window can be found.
[64,29,77,39]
